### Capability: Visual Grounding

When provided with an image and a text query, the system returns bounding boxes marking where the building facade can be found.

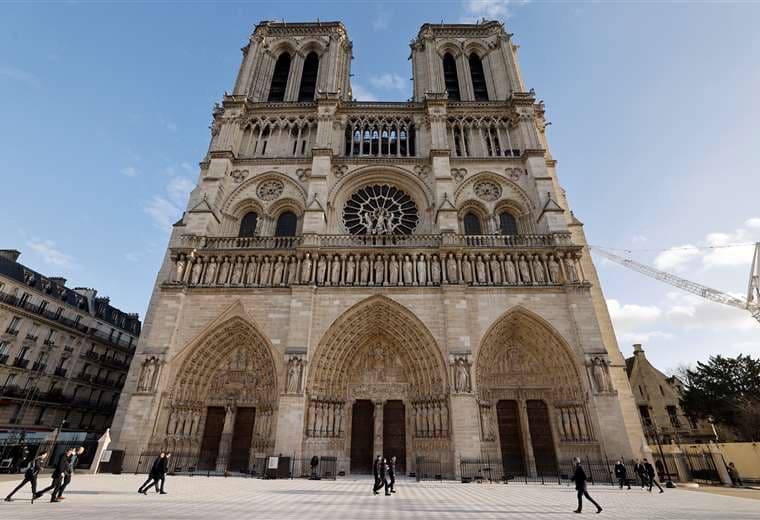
[0,250,141,439]
[626,344,716,445]
[111,20,646,476]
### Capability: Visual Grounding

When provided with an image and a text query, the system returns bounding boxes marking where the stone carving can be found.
[190,258,203,285]
[307,399,344,437]
[402,255,414,285]
[259,256,271,286]
[479,402,496,441]
[413,165,430,179]
[344,255,356,284]
[462,255,473,284]
[446,254,458,283]
[532,255,545,284]
[453,357,472,393]
[296,168,311,181]
[332,164,349,178]
[273,256,285,286]
[564,253,578,282]
[172,254,187,283]
[287,256,298,284]
[231,257,244,285]
[475,255,487,284]
[359,255,370,285]
[203,257,218,285]
[218,256,230,285]
[389,255,400,285]
[548,255,561,283]
[286,357,304,394]
[246,257,258,285]
[330,255,342,285]
[504,254,517,284]
[489,254,502,284]
[451,167,467,183]
[316,255,327,285]
[301,253,313,284]
[589,356,612,394]
[343,184,419,235]
[416,254,427,285]
[256,179,284,201]
[374,254,384,285]
[557,405,594,442]
[229,169,248,182]
[518,255,531,284]
[412,400,449,438]
[474,180,502,202]
[505,167,522,181]
[430,255,441,284]
[137,356,160,392]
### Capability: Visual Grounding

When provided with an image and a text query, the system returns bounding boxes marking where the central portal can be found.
[383,400,406,474]
[350,400,374,473]
[229,407,256,472]
[497,400,525,475]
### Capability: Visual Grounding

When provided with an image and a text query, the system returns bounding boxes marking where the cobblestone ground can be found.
[2,475,759,520]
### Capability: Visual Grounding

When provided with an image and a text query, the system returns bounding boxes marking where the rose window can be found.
[343,184,419,235]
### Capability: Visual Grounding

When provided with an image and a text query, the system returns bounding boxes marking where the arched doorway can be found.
[305,296,449,475]
[476,308,596,476]
[156,316,278,472]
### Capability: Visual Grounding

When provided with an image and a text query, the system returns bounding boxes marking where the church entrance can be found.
[198,406,225,470]
[229,407,256,472]
[497,400,525,475]
[350,400,374,473]
[526,400,557,473]
[383,400,406,474]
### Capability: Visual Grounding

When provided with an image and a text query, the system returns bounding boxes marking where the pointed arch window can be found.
[268,53,291,102]
[469,53,489,101]
[463,212,482,235]
[298,52,320,102]
[499,212,519,235]
[239,212,259,237]
[442,53,460,101]
[274,211,298,237]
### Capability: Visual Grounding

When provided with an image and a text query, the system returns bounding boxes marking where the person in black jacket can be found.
[35,448,73,502]
[372,455,383,495]
[4,450,47,503]
[633,459,647,489]
[571,458,602,514]
[138,452,165,494]
[643,459,664,493]
[57,446,85,500]
[388,456,397,494]
[156,452,170,494]
[614,460,630,490]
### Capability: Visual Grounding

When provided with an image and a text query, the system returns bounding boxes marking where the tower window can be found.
[298,52,319,102]
[239,212,259,237]
[469,53,489,101]
[463,212,482,235]
[274,211,298,237]
[499,212,518,235]
[268,52,291,102]
[442,53,460,101]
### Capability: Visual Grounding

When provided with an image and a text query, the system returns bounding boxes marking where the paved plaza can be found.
[2,474,760,520]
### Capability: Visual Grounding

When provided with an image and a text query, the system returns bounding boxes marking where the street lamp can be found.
[644,418,676,488]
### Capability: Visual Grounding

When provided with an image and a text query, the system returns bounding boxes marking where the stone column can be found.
[216,404,236,472]
[708,442,733,486]
[449,393,480,479]
[373,400,385,458]
[88,428,112,474]
[518,399,537,477]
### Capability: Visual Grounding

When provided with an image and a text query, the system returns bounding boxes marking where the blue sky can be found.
[1,1,758,372]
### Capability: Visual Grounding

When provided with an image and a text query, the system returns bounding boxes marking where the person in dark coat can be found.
[571,457,602,514]
[634,459,647,489]
[57,446,85,500]
[643,459,663,493]
[35,448,73,502]
[372,455,383,495]
[310,455,319,480]
[614,460,630,490]
[388,456,397,494]
[381,458,391,496]
[138,452,165,494]
[156,452,170,494]
[4,451,47,503]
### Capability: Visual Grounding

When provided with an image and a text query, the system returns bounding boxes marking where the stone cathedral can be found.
[111,20,646,477]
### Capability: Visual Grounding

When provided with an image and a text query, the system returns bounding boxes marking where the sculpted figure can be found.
[345,255,356,285]
[273,256,284,286]
[167,411,178,435]
[190,258,202,285]
[446,254,458,283]
[183,412,193,436]
[532,255,546,283]
[548,255,561,283]
[191,411,200,436]
[389,255,399,285]
[287,360,300,393]
[455,359,469,392]
[246,257,258,285]
[330,255,342,285]
[359,255,370,285]
[475,255,487,284]
[374,254,384,285]
[231,257,243,285]
[490,254,502,284]
[462,255,473,284]
[218,256,230,284]
[416,254,427,285]
[518,255,531,284]
[204,257,217,285]
[504,254,517,284]
[259,256,272,286]
[173,255,186,283]
[592,357,609,393]
[564,253,578,282]
[222,404,235,433]
[316,255,327,285]
[403,255,414,285]
[431,255,442,285]
[301,253,313,284]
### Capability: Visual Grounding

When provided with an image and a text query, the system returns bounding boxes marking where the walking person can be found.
[727,462,743,487]
[571,457,602,514]
[381,458,391,496]
[614,460,631,490]
[388,456,397,494]
[643,458,664,493]
[634,459,647,489]
[138,452,165,494]
[57,446,85,500]
[156,452,170,494]
[4,450,47,503]
[35,448,73,502]
[372,455,383,495]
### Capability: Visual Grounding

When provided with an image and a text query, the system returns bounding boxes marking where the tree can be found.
[680,354,760,441]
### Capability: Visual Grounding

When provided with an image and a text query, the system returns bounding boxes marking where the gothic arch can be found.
[307,295,448,400]
[221,171,307,214]
[453,171,535,212]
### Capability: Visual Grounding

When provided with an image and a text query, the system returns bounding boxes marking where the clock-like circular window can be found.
[343,184,419,235]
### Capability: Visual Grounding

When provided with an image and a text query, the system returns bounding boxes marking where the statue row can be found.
[478,401,497,441]
[556,405,595,442]
[170,250,584,288]
[253,408,275,445]
[166,408,201,438]
[306,399,345,438]
[411,400,450,438]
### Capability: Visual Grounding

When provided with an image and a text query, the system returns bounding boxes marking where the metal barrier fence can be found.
[682,446,723,485]
[414,456,455,481]
[0,439,99,474]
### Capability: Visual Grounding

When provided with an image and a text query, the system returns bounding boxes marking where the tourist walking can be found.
[571,457,602,514]
[4,450,47,503]
[643,459,664,493]
[46,448,73,502]
[156,452,170,494]
[634,459,647,489]
[57,446,85,500]
[614,460,631,490]
[138,452,165,494]
[388,456,397,494]
[372,455,383,495]
[381,458,391,496]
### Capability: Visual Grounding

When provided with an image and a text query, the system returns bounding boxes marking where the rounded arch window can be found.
[274,211,298,237]
[239,211,259,237]
[343,184,419,235]
[499,212,519,235]
[463,212,482,235]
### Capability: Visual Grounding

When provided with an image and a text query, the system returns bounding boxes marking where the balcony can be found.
[4,328,19,336]
[63,345,74,353]
[83,350,100,361]
[98,354,130,370]
[43,339,56,347]
[31,362,47,372]
[13,357,29,368]
[54,367,67,377]
[25,334,39,343]
[0,291,90,334]
[0,354,8,364]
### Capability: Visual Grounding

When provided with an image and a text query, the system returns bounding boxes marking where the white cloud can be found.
[618,330,674,344]
[120,166,140,178]
[663,292,758,332]
[0,65,43,89]
[159,115,178,133]
[369,73,407,92]
[144,196,180,230]
[461,0,525,22]
[746,217,760,229]
[350,83,378,101]
[166,176,195,206]
[702,228,756,268]
[653,244,701,271]
[607,299,662,329]
[372,9,391,31]
[26,240,77,269]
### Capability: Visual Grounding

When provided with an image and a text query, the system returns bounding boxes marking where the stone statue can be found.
[287,359,301,394]
[190,258,202,285]
[218,256,230,284]
[564,253,578,282]
[518,255,531,284]
[330,255,342,285]
[231,257,243,285]
[138,358,156,392]
[287,256,298,285]
[183,412,193,436]
[403,255,414,285]
[259,256,272,286]
[591,357,609,393]
[504,254,517,284]
[416,254,427,285]
[204,258,217,285]
[191,411,200,436]
[315,402,324,436]
[359,255,370,285]
[363,212,374,234]
[345,255,356,285]
[455,359,469,392]
[273,256,285,286]
[374,255,384,285]
[173,255,186,283]
[222,404,235,433]
[548,255,561,283]
[246,257,258,285]
[462,255,473,284]
[446,254,458,283]
[301,253,313,284]
[475,255,487,284]
[431,255,441,285]
[440,402,449,435]
[389,255,399,285]
[167,411,178,435]
[532,255,545,284]
[316,255,327,285]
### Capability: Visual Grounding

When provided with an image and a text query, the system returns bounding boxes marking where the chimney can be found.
[49,277,67,287]
[0,249,21,263]
[633,344,644,355]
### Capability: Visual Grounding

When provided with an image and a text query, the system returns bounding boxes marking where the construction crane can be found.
[590,243,760,324]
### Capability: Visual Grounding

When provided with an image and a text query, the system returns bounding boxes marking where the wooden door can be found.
[526,400,558,474]
[383,400,406,474]
[497,400,525,475]
[229,407,256,472]
[350,400,374,473]
[198,406,225,470]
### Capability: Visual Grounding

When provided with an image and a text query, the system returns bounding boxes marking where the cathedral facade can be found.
[111,20,645,476]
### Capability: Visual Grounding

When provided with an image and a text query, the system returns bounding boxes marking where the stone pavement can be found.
[2,475,760,520]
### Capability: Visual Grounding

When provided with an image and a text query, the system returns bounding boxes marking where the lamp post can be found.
[644,418,675,488]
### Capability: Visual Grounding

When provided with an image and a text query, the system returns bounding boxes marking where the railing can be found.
[4,329,19,336]
[43,339,56,347]
[31,362,47,372]
[182,235,303,250]
[25,334,38,342]
[54,367,67,377]
[0,291,90,334]
[0,354,8,364]
[13,358,29,368]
